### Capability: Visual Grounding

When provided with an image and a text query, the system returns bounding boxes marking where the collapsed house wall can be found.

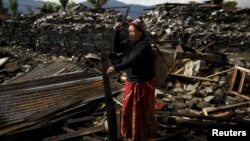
[0,8,120,57]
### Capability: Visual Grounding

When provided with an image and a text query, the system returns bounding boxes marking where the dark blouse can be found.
[113,30,154,83]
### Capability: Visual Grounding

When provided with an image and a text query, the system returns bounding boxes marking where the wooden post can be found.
[100,52,118,141]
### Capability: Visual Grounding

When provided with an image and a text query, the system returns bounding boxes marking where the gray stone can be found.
[196,101,211,109]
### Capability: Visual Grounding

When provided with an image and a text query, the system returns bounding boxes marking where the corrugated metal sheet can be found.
[0,63,122,128]
[3,61,86,84]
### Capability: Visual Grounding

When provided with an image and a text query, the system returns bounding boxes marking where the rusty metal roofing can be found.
[3,61,86,84]
[0,70,122,129]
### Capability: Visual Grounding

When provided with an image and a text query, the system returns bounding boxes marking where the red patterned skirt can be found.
[120,79,157,141]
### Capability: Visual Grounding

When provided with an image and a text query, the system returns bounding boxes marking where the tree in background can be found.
[41,2,61,13]
[87,0,107,9]
[59,0,69,11]
[0,0,8,14]
[67,0,77,11]
[222,0,237,9]
[9,0,18,16]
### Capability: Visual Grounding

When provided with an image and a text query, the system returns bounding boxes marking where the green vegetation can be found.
[59,0,69,11]
[9,0,18,16]
[87,0,107,9]
[41,2,61,13]
[67,0,77,11]
[222,0,237,9]
[41,0,75,13]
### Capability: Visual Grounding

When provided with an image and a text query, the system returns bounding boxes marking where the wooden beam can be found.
[206,68,233,78]
[169,73,217,82]
[229,90,250,101]
[175,52,222,63]
[212,111,234,118]
[202,102,250,114]
[199,41,215,52]
[229,68,238,91]
[163,116,226,127]
[238,71,246,94]
[100,52,118,141]
[235,66,250,73]
[0,121,34,136]
[113,97,123,107]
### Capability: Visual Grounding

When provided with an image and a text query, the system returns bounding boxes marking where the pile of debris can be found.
[0,5,121,57]
[142,3,250,52]
[0,5,122,84]
[142,3,250,140]
[0,2,250,141]
[0,46,76,84]
[0,67,123,141]
[0,50,36,84]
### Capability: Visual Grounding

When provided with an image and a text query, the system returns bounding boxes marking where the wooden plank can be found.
[0,121,34,135]
[169,73,217,82]
[235,66,250,73]
[202,102,250,114]
[163,116,224,127]
[176,52,222,63]
[206,68,233,78]
[199,41,215,52]
[100,52,118,141]
[174,67,184,74]
[229,68,238,91]
[212,111,234,118]
[229,90,250,101]
[238,71,246,93]
[42,124,105,141]
[113,97,123,106]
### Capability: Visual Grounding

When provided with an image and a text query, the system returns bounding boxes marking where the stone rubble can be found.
[0,2,250,141]
[142,3,250,52]
[0,6,121,57]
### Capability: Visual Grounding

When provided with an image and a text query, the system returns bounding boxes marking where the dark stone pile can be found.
[0,6,121,57]
[142,3,250,52]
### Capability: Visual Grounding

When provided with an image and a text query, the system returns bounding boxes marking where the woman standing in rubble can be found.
[107,17,157,141]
